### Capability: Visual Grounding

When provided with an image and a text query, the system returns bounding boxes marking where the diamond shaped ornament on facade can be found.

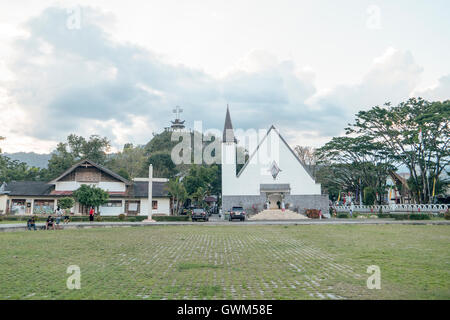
[270,161,281,179]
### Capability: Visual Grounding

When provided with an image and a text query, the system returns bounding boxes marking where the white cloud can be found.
[413,75,450,101]
[0,5,448,155]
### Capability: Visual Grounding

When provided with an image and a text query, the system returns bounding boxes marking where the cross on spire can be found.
[173,106,183,120]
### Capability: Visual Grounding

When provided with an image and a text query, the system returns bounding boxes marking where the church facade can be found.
[221,107,328,214]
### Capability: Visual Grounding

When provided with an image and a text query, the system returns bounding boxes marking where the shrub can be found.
[337,213,349,218]
[409,213,431,220]
[305,209,321,219]
[96,215,103,222]
[392,214,409,220]
[444,211,450,220]
[152,215,190,222]
[377,213,390,219]
[118,214,126,221]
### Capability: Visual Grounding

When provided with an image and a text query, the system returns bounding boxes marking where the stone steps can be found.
[249,209,309,220]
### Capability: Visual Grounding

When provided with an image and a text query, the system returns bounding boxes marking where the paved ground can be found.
[1,224,448,299]
[1,218,448,232]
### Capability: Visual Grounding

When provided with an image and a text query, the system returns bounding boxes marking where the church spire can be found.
[223,105,236,143]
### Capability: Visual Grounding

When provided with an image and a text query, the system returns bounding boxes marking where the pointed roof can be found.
[236,125,316,181]
[223,105,236,143]
[48,159,131,185]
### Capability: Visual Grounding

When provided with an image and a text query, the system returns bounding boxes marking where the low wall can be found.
[222,194,329,214]
[284,194,329,214]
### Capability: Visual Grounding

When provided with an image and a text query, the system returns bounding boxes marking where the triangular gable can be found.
[48,159,131,185]
[236,125,316,181]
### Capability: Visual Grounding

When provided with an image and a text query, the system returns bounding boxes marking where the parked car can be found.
[191,207,209,222]
[229,206,246,221]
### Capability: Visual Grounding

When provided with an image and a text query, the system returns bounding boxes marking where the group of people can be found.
[26,206,96,230]
[26,206,71,231]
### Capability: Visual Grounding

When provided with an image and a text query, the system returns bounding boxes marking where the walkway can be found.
[1,219,449,232]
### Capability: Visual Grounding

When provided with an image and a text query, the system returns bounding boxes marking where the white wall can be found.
[99,201,124,216]
[55,181,126,192]
[140,198,170,215]
[222,129,321,196]
[0,195,7,213]
[221,142,237,196]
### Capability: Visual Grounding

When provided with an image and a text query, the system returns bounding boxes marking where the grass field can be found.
[0,225,449,299]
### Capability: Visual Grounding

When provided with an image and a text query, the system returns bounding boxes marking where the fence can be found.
[334,204,449,213]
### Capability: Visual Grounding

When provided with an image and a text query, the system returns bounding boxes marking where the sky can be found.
[0,0,449,154]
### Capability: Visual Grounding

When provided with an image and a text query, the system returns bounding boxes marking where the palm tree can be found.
[166,177,187,215]
[191,187,208,207]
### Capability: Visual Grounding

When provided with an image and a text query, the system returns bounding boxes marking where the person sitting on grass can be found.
[46,215,55,230]
[27,216,37,231]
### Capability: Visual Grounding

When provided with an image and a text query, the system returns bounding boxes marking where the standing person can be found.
[55,206,62,228]
[89,207,95,222]
[64,206,73,224]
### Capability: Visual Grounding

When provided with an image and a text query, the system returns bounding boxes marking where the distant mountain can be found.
[3,152,51,168]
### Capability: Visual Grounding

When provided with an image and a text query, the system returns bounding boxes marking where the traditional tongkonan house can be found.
[0,159,170,216]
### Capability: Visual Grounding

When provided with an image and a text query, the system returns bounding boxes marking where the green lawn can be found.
[0,225,448,299]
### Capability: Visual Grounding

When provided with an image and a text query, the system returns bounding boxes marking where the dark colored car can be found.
[191,208,209,222]
[229,206,246,221]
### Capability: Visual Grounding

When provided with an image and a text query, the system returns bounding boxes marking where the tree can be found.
[106,143,146,179]
[191,186,208,207]
[67,134,111,164]
[346,98,449,203]
[144,131,179,155]
[42,134,111,180]
[166,177,187,215]
[146,153,178,178]
[316,135,394,204]
[183,165,217,196]
[363,187,376,205]
[0,156,45,182]
[294,146,318,176]
[57,197,75,213]
[73,185,109,214]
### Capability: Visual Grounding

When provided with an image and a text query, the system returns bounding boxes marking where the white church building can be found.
[221,107,328,214]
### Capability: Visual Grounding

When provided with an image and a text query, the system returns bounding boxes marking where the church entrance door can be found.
[268,193,282,209]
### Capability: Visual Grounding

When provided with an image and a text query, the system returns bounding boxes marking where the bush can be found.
[389,213,432,220]
[152,215,190,222]
[95,215,103,222]
[118,214,126,221]
[337,213,349,219]
[409,213,431,220]
[305,209,321,219]
[444,211,450,220]
[392,214,409,220]
[377,213,390,219]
